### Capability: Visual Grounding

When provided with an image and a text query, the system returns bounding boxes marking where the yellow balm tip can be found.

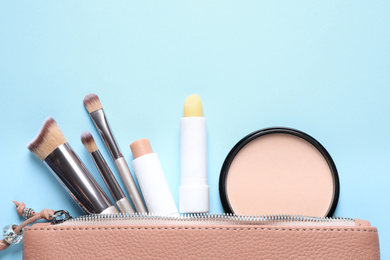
[184,94,203,117]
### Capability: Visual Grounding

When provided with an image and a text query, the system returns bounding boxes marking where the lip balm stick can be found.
[180,94,209,213]
[81,131,134,213]
[130,139,178,216]
[84,94,147,213]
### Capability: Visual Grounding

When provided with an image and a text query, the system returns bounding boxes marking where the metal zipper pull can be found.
[51,210,72,225]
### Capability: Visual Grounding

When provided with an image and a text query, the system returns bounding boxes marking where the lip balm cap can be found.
[179,184,209,213]
[130,139,153,159]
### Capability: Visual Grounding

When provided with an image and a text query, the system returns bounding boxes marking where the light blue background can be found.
[1,1,389,259]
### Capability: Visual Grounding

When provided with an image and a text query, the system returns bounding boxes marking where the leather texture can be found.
[23,219,380,259]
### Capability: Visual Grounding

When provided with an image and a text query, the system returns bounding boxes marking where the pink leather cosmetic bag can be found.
[22,214,379,259]
[0,203,380,259]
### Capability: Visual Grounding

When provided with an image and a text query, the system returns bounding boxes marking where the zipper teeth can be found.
[63,213,354,225]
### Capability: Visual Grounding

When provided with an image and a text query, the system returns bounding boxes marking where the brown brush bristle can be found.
[83,93,102,113]
[81,131,98,153]
[27,118,67,161]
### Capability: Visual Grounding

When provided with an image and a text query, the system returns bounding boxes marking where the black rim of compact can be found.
[219,127,340,217]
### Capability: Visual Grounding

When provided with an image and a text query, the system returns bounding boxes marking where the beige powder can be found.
[226,133,334,217]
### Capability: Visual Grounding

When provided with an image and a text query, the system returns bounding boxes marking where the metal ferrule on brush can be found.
[90,109,122,159]
[44,143,118,214]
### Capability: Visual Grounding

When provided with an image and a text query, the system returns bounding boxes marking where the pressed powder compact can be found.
[219,128,339,217]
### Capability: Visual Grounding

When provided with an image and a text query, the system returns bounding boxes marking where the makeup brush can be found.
[83,94,147,213]
[28,117,118,215]
[81,131,134,213]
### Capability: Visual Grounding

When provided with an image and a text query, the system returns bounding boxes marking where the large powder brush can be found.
[28,118,118,214]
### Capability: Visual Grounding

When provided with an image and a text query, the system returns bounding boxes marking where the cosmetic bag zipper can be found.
[57,212,357,227]
[0,201,370,253]
[46,205,358,228]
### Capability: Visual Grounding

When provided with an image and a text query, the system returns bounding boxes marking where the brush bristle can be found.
[27,118,67,161]
[83,93,102,113]
[81,131,98,153]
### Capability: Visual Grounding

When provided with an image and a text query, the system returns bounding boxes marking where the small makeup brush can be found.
[81,131,134,213]
[83,94,147,213]
[28,118,118,214]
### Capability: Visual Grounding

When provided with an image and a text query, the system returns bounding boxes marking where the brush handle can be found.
[91,150,135,213]
[91,151,125,200]
[115,157,147,213]
[116,197,134,213]
[44,143,118,214]
[92,153,135,213]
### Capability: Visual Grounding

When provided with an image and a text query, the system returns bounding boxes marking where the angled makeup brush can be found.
[83,94,147,213]
[28,118,118,215]
[81,131,134,213]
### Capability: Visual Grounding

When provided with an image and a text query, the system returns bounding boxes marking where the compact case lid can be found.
[219,128,339,217]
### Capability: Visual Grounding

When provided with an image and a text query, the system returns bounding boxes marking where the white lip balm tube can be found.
[130,139,178,216]
[179,94,209,213]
